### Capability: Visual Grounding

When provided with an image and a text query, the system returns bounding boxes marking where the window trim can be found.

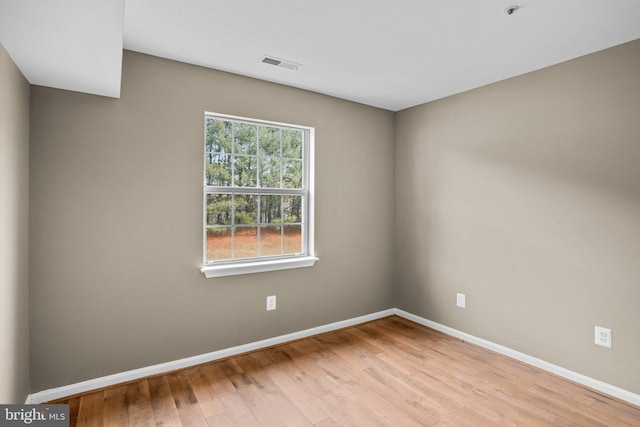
[201,256,319,278]
[201,112,317,277]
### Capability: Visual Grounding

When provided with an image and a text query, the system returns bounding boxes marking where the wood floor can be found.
[50,316,640,426]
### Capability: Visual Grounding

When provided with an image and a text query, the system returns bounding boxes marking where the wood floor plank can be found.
[45,316,640,426]
[264,345,339,399]
[205,411,236,426]
[310,349,423,426]
[365,337,540,425]
[312,417,340,427]
[147,374,181,426]
[246,349,275,369]
[125,380,154,427]
[199,362,237,396]
[235,354,314,426]
[216,388,261,426]
[409,361,531,426]
[262,358,331,424]
[364,363,443,424]
[166,371,208,426]
[588,396,640,426]
[103,385,129,427]
[321,344,440,425]
[316,388,393,426]
[184,366,226,419]
[449,406,501,427]
[76,391,104,427]
[227,372,287,426]
[64,397,80,426]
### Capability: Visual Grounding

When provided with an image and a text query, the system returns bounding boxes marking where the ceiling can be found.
[0,0,124,98]
[1,0,639,111]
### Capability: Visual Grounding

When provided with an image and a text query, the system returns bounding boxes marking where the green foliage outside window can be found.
[205,116,306,262]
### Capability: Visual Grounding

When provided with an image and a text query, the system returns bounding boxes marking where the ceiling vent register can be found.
[260,55,301,70]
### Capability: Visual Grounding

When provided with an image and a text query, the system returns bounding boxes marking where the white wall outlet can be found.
[266,295,276,311]
[456,293,466,308]
[595,326,611,348]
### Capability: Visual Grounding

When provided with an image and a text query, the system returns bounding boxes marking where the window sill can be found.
[201,256,319,278]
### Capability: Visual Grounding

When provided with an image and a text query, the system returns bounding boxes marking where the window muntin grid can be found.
[204,113,310,264]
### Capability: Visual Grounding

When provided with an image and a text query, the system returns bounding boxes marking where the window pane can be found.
[206,119,232,154]
[204,113,311,267]
[260,195,282,224]
[233,155,257,187]
[282,159,302,188]
[260,226,282,256]
[283,195,302,223]
[258,126,281,156]
[234,226,258,258]
[207,227,232,261]
[234,122,257,155]
[283,225,302,254]
[207,194,232,225]
[234,194,257,224]
[205,154,232,186]
[282,128,303,159]
[259,157,281,188]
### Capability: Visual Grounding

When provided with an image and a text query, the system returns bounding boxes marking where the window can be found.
[201,113,317,278]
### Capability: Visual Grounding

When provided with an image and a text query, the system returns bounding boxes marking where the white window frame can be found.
[201,112,318,278]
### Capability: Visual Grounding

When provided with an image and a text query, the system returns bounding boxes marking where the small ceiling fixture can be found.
[260,55,301,71]
[505,5,520,15]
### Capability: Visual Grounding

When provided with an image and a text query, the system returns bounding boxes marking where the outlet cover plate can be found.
[456,293,466,308]
[595,326,611,348]
[266,295,276,311]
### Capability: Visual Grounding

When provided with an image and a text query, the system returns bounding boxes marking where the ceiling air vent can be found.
[260,55,301,71]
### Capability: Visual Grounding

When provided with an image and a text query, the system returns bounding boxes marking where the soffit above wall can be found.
[0,0,124,98]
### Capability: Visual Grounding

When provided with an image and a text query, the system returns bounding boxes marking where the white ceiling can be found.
[0,0,124,98]
[1,0,640,111]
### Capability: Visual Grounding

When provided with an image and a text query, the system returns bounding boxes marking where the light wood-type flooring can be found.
[50,316,640,426]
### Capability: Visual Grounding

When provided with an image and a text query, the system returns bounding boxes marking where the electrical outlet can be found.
[595,326,611,348]
[266,295,276,311]
[456,293,466,308]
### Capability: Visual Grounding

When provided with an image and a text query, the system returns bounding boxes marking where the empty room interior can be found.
[1,0,640,425]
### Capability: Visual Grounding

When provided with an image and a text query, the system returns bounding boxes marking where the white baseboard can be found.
[393,309,640,408]
[26,307,640,408]
[26,309,394,404]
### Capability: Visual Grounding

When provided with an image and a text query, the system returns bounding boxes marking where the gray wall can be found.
[395,39,640,394]
[29,51,395,390]
[0,43,30,403]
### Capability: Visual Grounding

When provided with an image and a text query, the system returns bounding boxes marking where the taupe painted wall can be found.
[29,51,395,390]
[0,43,30,403]
[28,40,640,396]
[395,39,640,394]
